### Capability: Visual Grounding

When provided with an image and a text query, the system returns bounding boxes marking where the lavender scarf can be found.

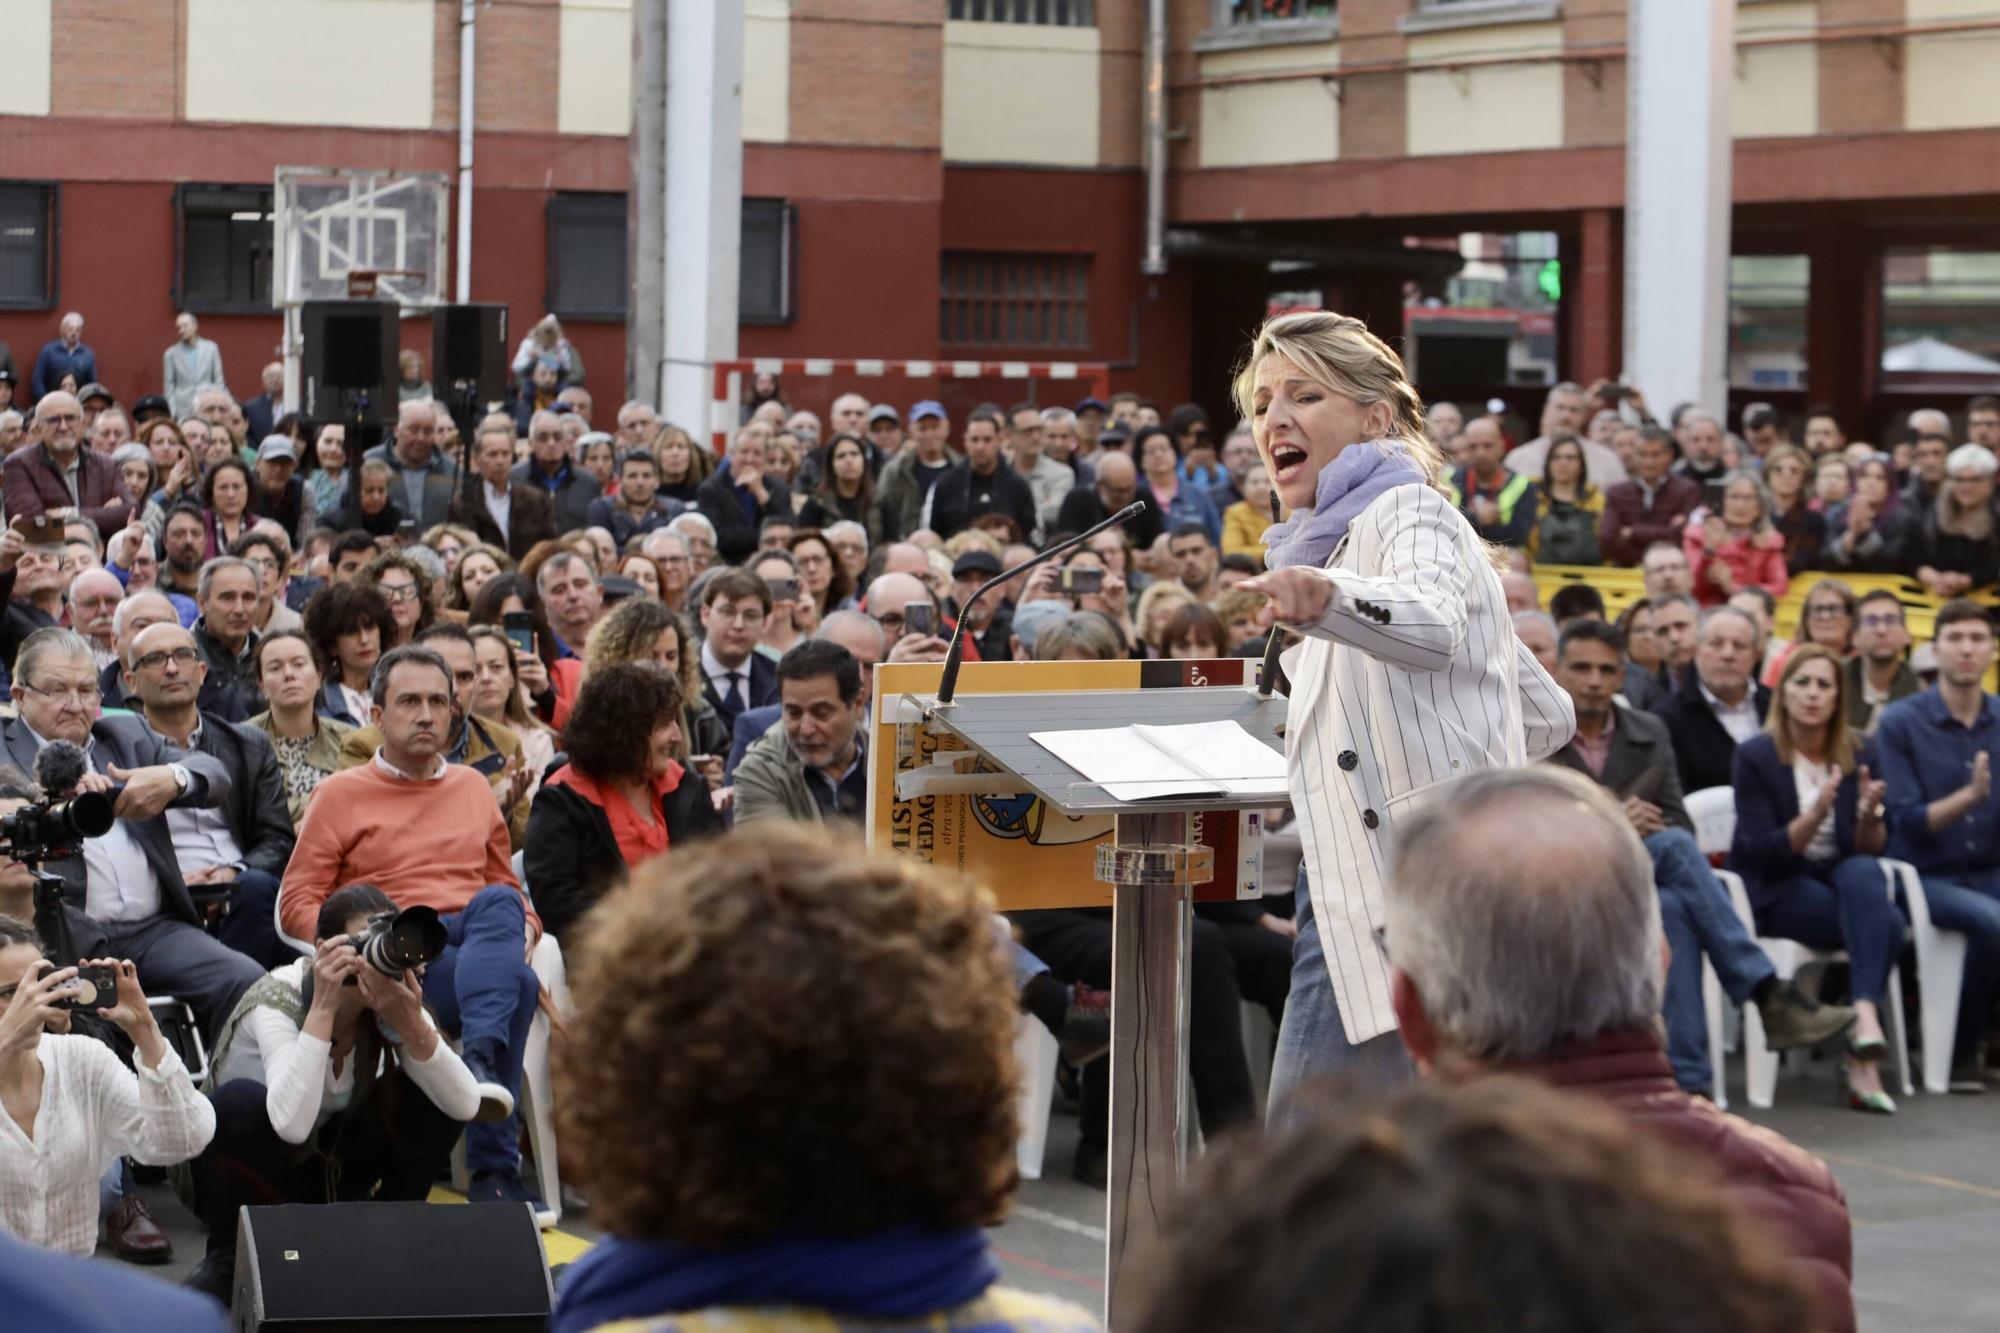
[1262,439,1431,570]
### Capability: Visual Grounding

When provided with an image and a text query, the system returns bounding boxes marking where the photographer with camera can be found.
[187,883,488,1300]
[0,628,262,1038]
[280,645,541,1210]
[0,916,214,1255]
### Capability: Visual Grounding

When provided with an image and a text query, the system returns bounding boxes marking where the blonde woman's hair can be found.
[1231,310,1444,483]
[1766,643,1855,774]
[1723,472,1778,538]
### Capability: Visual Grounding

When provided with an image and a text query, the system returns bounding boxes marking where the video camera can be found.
[0,791,114,864]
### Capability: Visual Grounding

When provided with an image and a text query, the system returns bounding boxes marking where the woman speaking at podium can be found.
[1237,311,1575,1118]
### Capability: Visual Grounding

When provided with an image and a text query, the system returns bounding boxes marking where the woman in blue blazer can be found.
[1730,643,1906,1112]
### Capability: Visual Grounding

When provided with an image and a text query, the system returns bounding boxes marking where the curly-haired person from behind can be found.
[1128,1077,1813,1333]
[550,825,1103,1333]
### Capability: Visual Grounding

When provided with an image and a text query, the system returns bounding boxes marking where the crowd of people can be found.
[0,301,1991,1332]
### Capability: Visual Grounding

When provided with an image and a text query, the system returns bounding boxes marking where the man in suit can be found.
[1655,605,1772,795]
[121,621,295,969]
[697,568,778,733]
[162,312,226,419]
[242,361,286,442]
[511,409,598,535]
[452,415,555,560]
[1599,426,1701,566]
[697,428,793,565]
[1548,619,1854,1095]
[3,390,135,539]
[2,627,262,1035]
[363,398,458,530]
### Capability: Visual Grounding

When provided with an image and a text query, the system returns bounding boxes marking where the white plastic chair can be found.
[1881,859,1967,1095]
[1686,786,1915,1107]
[1012,1016,1060,1181]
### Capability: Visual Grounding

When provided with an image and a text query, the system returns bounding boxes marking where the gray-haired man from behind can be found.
[1383,766,1855,1332]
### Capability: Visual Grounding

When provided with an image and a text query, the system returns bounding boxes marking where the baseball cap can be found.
[599,574,643,603]
[951,550,1003,580]
[1097,423,1131,449]
[132,394,170,420]
[77,383,113,405]
[867,404,900,425]
[257,435,298,463]
[910,400,948,423]
[1075,396,1108,414]
[0,369,14,384]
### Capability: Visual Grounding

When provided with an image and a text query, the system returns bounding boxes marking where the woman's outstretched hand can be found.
[1241,568,1332,628]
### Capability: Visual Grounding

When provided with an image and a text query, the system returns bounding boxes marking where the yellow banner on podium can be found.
[865,658,1267,910]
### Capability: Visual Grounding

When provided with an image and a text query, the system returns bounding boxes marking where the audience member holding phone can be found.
[0,916,214,1255]
[186,883,485,1299]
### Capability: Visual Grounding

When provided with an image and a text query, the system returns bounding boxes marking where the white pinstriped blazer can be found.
[1282,483,1575,1044]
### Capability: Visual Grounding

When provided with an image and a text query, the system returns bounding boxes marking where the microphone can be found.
[935,500,1148,707]
[34,740,89,800]
[1255,490,1286,700]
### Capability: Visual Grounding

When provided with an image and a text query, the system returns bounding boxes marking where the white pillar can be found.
[1624,0,1733,418]
[659,0,743,445]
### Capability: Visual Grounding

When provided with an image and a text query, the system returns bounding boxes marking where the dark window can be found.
[940,252,1091,350]
[0,183,55,310]
[547,193,628,320]
[949,0,1096,23]
[740,198,795,325]
[548,193,795,325]
[1225,0,1335,27]
[178,184,274,312]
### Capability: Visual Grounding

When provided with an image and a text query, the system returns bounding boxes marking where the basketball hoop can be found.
[345,269,429,301]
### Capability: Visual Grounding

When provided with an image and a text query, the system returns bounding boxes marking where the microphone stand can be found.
[1255,490,1286,699]
[935,500,1148,707]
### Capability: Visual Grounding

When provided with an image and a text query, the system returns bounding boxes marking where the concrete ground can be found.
[118,1053,1995,1330]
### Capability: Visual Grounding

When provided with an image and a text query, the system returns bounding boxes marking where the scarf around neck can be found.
[1262,439,1430,570]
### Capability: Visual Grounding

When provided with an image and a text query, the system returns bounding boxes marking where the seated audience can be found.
[1601,426,1700,566]
[279,645,540,1206]
[121,621,295,969]
[1911,444,2000,597]
[1762,444,1826,573]
[0,918,214,1256]
[526,663,722,943]
[1845,590,1919,734]
[1449,416,1537,547]
[300,581,394,727]
[697,569,779,733]
[466,625,560,794]
[1131,1079,1814,1333]
[1684,473,1788,607]
[1731,645,1907,1112]
[735,641,867,826]
[697,428,793,566]
[186,883,487,1299]
[1823,455,1908,573]
[1549,620,1852,1097]
[1527,434,1602,564]
[549,826,1101,1333]
[1656,605,1771,794]
[3,628,260,1034]
[1873,600,2000,1087]
[246,630,354,827]
[358,550,435,649]
[1383,767,1855,1330]
[1218,461,1273,563]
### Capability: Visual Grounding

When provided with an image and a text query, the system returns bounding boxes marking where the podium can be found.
[866,659,1290,1323]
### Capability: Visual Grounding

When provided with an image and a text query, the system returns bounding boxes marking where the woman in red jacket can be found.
[1685,472,1790,607]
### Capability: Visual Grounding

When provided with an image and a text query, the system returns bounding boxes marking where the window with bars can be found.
[178,184,274,312]
[0,183,55,310]
[548,193,795,324]
[940,253,1091,350]
[1223,0,1336,27]
[949,0,1096,24]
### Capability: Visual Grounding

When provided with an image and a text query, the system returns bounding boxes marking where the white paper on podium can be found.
[1031,719,1288,803]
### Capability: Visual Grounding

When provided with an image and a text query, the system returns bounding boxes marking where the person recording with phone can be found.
[0,916,214,1256]
[186,883,486,1300]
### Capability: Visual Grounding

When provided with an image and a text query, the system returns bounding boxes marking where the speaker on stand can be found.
[233,1201,553,1331]
[431,303,509,510]
[300,300,401,513]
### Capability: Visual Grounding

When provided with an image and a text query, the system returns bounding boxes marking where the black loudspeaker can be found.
[431,303,509,410]
[234,1201,552,1331]
[300,300,400,427]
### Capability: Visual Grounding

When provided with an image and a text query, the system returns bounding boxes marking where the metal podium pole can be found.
[1100,810,1206,1325]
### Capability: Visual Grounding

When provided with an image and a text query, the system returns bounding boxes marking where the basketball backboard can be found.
[273,167,450,311]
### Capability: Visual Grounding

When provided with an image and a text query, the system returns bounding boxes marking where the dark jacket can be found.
[315,678,365,728]
[695,470,793,566]
[931,461,1037,541]
[1529,1031,1854,1333]
[362,442,458,530]
[1729,732,1872,910]
[1054,482,1164,550]
[99,653,248,724]
[2,441,134,539]
[1599,474,1701,567]
[1904,500,2000,590]
[702,652,779,733]
[511,458,600,536]
[1771,501,1827,575]
[584,494,687,551]
[180,713,296,877]
[726,703,780,782]
[0,566,56,691]
[1653,667,1772,796]
[191,618,264,718]
[450,479,557,561]
[249,474,309,546]
[242,392,280,443]
[0,712,233,928]
[1842,655,1919,734]
[522,768,722,942]
[1546,702,1691,832]
[31,340,98,400]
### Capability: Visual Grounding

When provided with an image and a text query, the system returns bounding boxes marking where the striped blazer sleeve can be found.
[1295,486,1469,674]
[1516,646,1577,762]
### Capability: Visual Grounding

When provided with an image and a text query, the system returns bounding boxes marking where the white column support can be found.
[659,0,744,439]
[1624,0,1734,418]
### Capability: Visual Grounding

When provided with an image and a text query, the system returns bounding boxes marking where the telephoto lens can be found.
[348,907,448,977]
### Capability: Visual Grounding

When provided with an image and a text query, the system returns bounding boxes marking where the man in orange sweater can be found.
[280,644,543,1209]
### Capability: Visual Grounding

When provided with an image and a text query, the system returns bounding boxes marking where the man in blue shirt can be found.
[31,312,98,402]
[1873,598,2000,1088]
